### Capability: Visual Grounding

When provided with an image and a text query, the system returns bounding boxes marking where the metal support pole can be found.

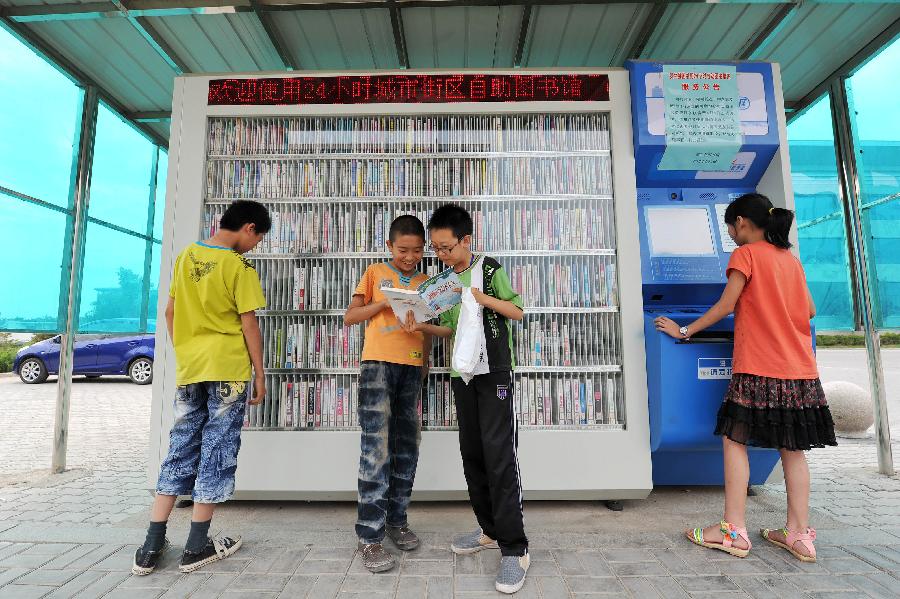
[829,79,894,476]
[52,86,98,474]
[140,146,160,332]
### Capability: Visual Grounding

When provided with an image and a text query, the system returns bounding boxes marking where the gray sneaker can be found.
[386,525,419,551]
[450,528,499,555]
[495,552,530,594]
[357,541,396,573]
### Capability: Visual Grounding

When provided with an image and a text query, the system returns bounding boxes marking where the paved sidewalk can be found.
[0,350,898,598]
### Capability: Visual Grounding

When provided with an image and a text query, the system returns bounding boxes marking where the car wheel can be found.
[128,357,153,385]
[19,358,49,384]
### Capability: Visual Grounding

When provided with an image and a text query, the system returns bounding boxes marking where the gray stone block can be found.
[14,569,80,587]
[295,559,351,576]
[565,576,626,594]
[306,573,344,599]
[675,575,740,593]
[612,561,668,577]
[425,576,452,599]
[60,571,129,599]
[400,560,452,577]
[339,573,398,592]
[395,575,426,599]
[0,584,53,598]
[536,576,571,598]
[231,572,290,592]
[43,569,106,599]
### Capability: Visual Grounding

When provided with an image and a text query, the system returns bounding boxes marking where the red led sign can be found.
[207,74,609,106]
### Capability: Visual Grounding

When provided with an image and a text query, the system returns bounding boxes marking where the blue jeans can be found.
[356,361,423,543]
[156,381,248,503]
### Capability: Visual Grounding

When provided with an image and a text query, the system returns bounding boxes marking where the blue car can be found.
[13,334,155,385]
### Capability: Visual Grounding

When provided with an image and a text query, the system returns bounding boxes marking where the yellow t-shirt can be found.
[355,262,429,366]
[169,242,267,385]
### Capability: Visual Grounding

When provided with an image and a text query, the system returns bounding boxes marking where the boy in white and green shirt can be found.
[406,204,529,595]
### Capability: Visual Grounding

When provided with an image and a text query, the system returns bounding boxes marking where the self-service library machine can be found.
[626,60,794,485]
[150,63,794,499]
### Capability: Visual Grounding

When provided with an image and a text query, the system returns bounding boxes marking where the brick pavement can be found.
[0,350,899,598]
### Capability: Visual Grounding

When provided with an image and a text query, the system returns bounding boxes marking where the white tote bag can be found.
[451,257,489,384]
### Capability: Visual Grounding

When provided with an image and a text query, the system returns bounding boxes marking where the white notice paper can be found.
[714,204,738,253]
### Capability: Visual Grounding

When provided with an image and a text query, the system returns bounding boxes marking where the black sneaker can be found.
[357,541,396,573]
[386,525,420,551]
[178,535,243,573]
[132,538,170,576]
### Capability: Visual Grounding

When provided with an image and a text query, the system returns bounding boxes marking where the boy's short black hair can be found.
[220,200,271,234]
[427,204,473,239]
[388,214,426,243]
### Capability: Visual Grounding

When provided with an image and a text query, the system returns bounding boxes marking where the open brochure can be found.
[382,267,462,323]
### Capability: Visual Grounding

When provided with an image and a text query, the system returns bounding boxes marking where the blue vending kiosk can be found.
[625,60,795,485]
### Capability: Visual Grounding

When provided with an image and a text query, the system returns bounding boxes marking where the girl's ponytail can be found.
[765,206,794,249]
[723,192,794,249]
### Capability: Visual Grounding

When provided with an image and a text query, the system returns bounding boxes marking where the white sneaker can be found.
[495,552,530,594]
[450,528,499,555]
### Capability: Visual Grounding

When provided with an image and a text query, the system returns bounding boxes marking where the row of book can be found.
[516,314,622,367]
[246,372,623,429]
[206,156,614,199]
[257,259,447,312]
[515,374,620,426]
[260,313,620,370]
[251,255,617,312]
[208,114,612,156]
[263,316,454,370]
[204,202,614,255]
[260,317,364,370]
[508,257,618,309]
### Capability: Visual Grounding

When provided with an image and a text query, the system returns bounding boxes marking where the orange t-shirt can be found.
[727,241,818,380]
[355,262,429,367]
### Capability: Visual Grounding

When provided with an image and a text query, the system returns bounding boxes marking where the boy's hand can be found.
[249,375,266,405]
[401,310,418,333]
[470,288,493,307]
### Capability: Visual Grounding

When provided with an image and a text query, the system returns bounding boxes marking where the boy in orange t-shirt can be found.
[344,215,430,572]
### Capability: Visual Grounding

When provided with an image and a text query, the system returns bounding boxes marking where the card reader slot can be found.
[680,330,734,344]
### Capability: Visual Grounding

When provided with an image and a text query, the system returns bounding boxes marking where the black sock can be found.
[185,520,211,554]
[142,521,167,554]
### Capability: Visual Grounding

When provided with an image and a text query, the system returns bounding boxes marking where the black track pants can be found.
[452,370,528,557]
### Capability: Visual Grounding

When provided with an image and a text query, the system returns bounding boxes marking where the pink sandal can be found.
[760,527,817,562]
[686,521,751,558]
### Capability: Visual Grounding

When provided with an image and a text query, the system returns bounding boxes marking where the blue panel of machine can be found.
[637,187,755,306]
[624,60,779,188]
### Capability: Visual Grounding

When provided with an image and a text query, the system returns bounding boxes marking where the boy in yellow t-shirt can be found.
[133,201,268,576]
[344,215,430,573]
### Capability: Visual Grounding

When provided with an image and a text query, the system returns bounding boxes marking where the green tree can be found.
[0,332,24,373]
[82,268,157,332]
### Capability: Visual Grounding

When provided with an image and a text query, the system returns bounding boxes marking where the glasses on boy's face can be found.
[430,240,461,255]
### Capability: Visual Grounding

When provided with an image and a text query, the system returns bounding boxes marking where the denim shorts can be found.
[156,381,248,503]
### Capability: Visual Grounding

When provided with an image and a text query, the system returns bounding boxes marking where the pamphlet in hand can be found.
[382,268,462,323]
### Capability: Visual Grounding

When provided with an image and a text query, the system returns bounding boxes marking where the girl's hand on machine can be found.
[654,316,682,339]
